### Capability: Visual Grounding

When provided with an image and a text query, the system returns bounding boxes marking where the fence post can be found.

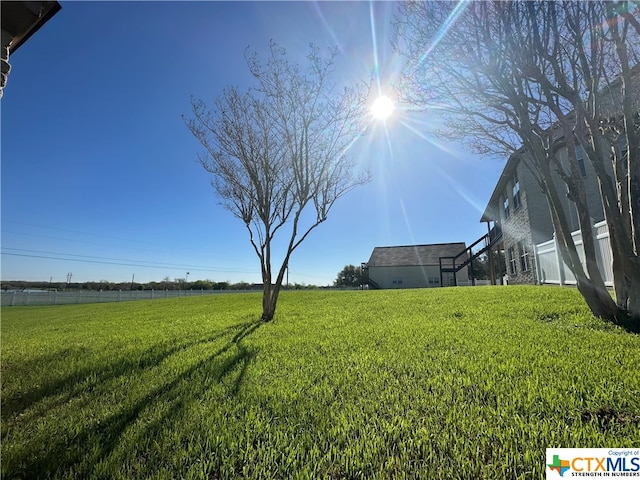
[534,243,541,284]
[595,221,614,286]
[553,234,566,286]
[25,291,30,306]
[54,290,58,305]
[590,219,607,284]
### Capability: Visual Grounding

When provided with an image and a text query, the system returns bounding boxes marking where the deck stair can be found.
[439,225,502,286]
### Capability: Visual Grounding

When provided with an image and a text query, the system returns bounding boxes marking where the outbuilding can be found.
[366,243,469,289]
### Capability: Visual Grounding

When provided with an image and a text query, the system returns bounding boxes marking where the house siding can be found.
[545,146,607,232]
[481,67,637,287]
[488,147,609,286]
[368,265,442,289]
[500,161,538,284]
[367,243,470,289]
[520,162,556,246]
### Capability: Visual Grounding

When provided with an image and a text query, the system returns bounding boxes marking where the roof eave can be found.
[3,1,61,55]
[480,153,519,222]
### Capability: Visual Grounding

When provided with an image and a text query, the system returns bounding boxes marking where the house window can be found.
[503,196,510,220]
[428,277,440,285]
[508,246,517,275]
[392,277,403,286]
[577,158,587,177]
[512,174,521,210]
[519,241,530,272]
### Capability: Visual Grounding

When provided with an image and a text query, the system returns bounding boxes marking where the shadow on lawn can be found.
[3,318,264,480]
[2,320,261,420]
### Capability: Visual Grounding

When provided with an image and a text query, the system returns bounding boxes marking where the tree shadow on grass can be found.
[2,318,264,480]
[1,320,260,420]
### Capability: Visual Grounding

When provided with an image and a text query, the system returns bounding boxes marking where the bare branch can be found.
[185,42,370,321]
[394,0,640,325]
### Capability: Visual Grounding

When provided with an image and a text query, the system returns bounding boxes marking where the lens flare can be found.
[371,95,394,120]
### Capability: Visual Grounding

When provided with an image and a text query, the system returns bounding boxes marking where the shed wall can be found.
[369,264,470,289]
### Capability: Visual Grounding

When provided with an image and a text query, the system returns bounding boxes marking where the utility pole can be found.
[66,272,72,291]
[131,273,135,291]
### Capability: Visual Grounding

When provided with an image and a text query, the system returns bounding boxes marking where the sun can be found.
[371,95,394,120]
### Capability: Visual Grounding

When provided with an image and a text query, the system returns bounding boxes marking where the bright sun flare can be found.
[371,95,394,120]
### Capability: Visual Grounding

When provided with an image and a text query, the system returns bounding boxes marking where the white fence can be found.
[457,280,492,287]
[0,289,251,307]
[534,220,613,287]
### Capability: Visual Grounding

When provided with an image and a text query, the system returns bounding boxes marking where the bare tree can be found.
[395,1,640,329]
[185,42,370,321]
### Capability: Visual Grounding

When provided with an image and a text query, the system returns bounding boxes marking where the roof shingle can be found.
[367,243,467,267]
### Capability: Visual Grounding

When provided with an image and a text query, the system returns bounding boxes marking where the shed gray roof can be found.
[367,243,467,267]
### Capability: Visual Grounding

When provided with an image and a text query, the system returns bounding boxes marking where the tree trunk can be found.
[629,273,640,329]
[261,296,276,322]
[261,285,274,322]
[574,276,621,319]
[261,251,275,321]
[261,283,282,322]
[555,226,622,322]
[539,155,624,325]
[597,178,640,331]
[261,266,278,322]
[261,257,289,322]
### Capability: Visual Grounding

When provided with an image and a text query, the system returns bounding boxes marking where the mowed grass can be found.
[1,286,639,479]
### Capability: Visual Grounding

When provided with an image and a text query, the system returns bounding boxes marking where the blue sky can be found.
[1,1,505,286]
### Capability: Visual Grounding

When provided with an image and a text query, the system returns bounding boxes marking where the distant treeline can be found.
[1,279,320,292]
[4,280,237,292]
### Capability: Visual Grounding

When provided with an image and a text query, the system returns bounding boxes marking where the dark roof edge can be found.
[373,242,467,250]
[9,1,61,54]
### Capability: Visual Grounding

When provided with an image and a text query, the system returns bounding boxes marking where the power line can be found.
[2,227,199,258]
[2,220,223,259]
[1,248,257,274]
[3,247,222,269]
[2,250,334,284]
[2,220,166,247]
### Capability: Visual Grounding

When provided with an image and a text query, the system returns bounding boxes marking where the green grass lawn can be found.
[1,286,639,479]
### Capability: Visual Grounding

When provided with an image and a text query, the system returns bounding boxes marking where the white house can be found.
[366,243,469,289]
